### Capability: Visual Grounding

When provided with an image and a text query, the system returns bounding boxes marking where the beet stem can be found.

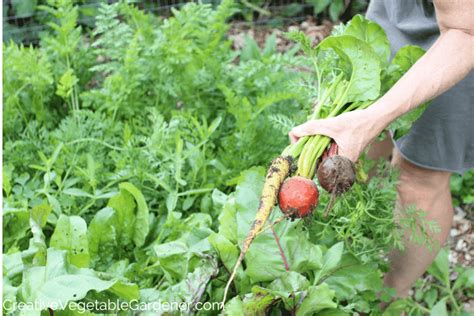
[324,192,337,218]
[271,226,290,271]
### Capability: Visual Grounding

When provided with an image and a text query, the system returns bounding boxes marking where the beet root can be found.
[317,155,356,194]
[278,176,319,218]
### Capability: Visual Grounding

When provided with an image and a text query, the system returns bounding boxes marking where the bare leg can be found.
[385,149,454,297]
[366,132,394,178]
[367,132,394,161]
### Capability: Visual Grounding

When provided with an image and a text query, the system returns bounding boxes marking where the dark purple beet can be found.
[317,155,356,194]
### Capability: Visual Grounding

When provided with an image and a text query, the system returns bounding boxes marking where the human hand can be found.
[288,109,382,162]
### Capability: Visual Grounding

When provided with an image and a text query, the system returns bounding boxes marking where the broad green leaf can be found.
[118,182,149,247]
[268,271,310,294]
[50,215,90,268]
[325,254,382,300]
[384,46,427,139]
[21,249,139,310]
[267,271,310,310]
[343,14,390,64]
[3,252,24,279]
[217,194,238,243]
[108,186,135,246]
[224,296,244,315]
[31,203,52,228]
[297,283,337,315]
[427,248,450,285]
[316,242,344,281]
[208,232,239,273]
[430,300,448,316]
[154,240,189,280]
[383,45,425,92]
[3,209,29,249]
[88,207,119,270]
[392,45,425,73]
[318,35,381,102]
[28,204,52,265]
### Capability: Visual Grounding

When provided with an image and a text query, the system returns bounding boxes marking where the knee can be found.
[391,149,451,192]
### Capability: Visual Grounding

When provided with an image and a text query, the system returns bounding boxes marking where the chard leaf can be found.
[21,248,139,311]
[385,46,426,140]
[268,271,310,293]
[296,283,337,315]
[108,188,135,246]
[383,45,425,92]
[343,14,390,65]
[224,296,245,314]
[28,204,52,265]
[50,215,90,268]
[318,35,381,102]
[208,232,239,273]
[324,254,382,300]
[88,207,119,270]
[3,208,30,250]
[266,271,310,310]
[3,252,24,281]
[107,182,149,248]
[316,242,344,281]
[118,182,150,247]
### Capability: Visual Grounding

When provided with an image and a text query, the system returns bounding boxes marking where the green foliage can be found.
[385,249,473,315]
[3,43,54,135]
[2,3,469,315]
[384,45,428,140]
[451,169,474,206]
[307,0,368,22]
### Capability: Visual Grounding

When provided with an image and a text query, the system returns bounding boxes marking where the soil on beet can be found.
[317,155,356,194]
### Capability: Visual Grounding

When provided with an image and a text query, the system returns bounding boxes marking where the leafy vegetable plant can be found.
[2,1,469,315]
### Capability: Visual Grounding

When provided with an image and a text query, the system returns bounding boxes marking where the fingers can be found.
[288,120,330,144]
[288,130,299,144]
[290,120,334,139]
[337,147,358,162]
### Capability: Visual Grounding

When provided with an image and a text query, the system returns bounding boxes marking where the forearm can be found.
[366,29,473,135]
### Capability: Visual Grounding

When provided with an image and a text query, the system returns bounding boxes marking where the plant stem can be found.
[271,226,289,271]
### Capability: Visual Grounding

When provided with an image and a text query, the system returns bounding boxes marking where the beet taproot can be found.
[278,176,319,218]
[317,155,355,194]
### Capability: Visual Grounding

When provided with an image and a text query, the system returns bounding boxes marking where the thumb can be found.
[290,119,335,138]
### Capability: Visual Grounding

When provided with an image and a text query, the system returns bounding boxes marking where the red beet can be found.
[317,155,355,194]
[278,176,319,218]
